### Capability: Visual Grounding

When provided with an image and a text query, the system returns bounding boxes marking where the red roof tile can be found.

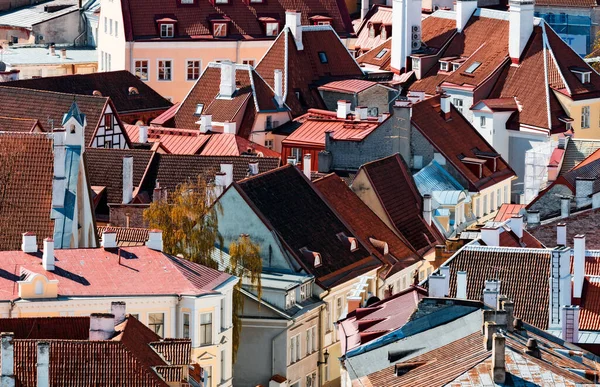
[0,246,232,300]
[0,132,55,251]
[121,0,354,41]
[314,174,421,278]
[410,95,515,191]
[358,154,445,254]
[97,226,149,246]
[0,117,42,133]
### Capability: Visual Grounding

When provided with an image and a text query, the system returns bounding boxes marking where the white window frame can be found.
[186,59,201,81]
[160,23,174,38]
[134,59,149,81]
[285,290,296,309]
[440,61,448,71]
[290,333,301,364]
[157,59,172,81]
[200,312,213,346]
[290,147,302,163]
[213,22,228,37]
[582,105,590,129]
[265,22,279,37]
[453,98,464,113]
[148,312,165,338]
[412,57,420,71]
[480,116,486,128]
[265,139,274,149]
[300,282,312,301]
[182,312,190,339]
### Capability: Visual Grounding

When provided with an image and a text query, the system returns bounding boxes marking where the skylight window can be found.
[194,103,204,116]
[375,48,389,59]
[318,52,328,64]
[464,62,481,74]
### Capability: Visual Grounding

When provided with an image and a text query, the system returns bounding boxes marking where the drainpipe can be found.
[318,289,330,385]
[271,321,291,377]
[74,10,88,46]
[8,301,15,318]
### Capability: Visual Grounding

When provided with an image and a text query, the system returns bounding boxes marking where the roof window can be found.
[375,48,388,59]
[318,52,328,64]
[337,232,359,252]
[212,21,228,37]
[571,67,592,84]
[160,23,174,38]
[464,61,481,74]
[300,247,322,268]
[194,103,204,116]
[128,86,139,95]
[265,22,279,37]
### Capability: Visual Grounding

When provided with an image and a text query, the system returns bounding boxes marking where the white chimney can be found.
[101,231,117,249]
[440,94,451,117]
[526,210,540,226]
[21,232,37,253]
[146,229,163,252]
[37,341,49,387]
[139,126,148,143]
[122,156,133,204]
[561,196,570,218]
[274,69,284,108]
[111,301,127,325]
[285,10,303,50]
[1,332,14,387]
[510,215,523,239]
[456,271,467,299]
[337,100,351,119]
[219,61,237,98]
[42,238,55,271]
[423,194,432,226]
[440,266,450,294]
[89,313,115,341]
[509,0,534,64]
[492,333,506,384]
[573,235,586,299]
[220,164,234,187]
[361,0,370,20]
[355,106,368,120]
[223,121,236,135]
[481,224,501,247]
[60,49,67,60]
[390,0,421,72]
[456,0,477,33]
[561,305,580,343]
[302,154,312,179]
[483,279,501,308]
[200,115,213,133]
[557,223,567,246]
[249,161,259,176]
[428,273,448,297]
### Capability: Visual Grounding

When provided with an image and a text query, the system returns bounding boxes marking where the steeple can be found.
[62,100,86,127]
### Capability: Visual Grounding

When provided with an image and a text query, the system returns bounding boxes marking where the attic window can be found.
[194,103,204,116]
[380,26,387,39]
[213,22,228,37]
[375,48,389,59]
[128,86,139,95]
[310,15,333,25]
[318,52,328,64]
[464,61,481,74]
[452,62,460,71]
[178,0,195,4]
[300,247,322,268]
[571,68,592,84]
[265,22,279,37]
[440,61,449,71]
[369,25,375,38]
[160,24,174,38]
[337,232,359,252]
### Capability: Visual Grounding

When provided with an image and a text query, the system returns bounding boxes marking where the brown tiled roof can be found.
[0,132,54,251]
[559,138,600,175]
[356,38,392,71]
[0,317,90,340]
[3,71,172,114]
[0,117,42,133]
[173,64,278,132]
[237,165,382,288]
[477,98,519,112]
[357,154,445,254]
[314,174,421,279]
[256,27,364,116]
[85,148,156,205]
[410,96,516,191]
[97,226,149,246]
[121,0,354,41]
[536,0,597,5]
[529,208,600,249]
[353,5,393,52]
[444,245,551,328]
[0,86,117,146]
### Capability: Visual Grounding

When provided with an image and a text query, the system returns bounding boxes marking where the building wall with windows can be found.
[97,0,127,74]
[554,91,600,138]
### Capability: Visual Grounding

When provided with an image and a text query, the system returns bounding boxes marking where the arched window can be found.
[35,280,43,295]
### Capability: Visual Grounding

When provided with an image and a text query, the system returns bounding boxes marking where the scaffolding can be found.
[523,140,557,205]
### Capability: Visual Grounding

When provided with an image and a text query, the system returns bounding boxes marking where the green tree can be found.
[587,31,600,72]
[143,178,262,361]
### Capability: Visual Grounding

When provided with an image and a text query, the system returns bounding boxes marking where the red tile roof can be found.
[0,117,42,133]
[318,79,381,94]
[97,226,149,247]
[256,27,364,117]
[338,286,426,355]
[236,165,382,288]
[3,71,172,115]
[173,64,278,133]
[493,204,525,222]
[120,0,354,41]
[314,174,422,279]
[477,98,519,112]
[357,154,445,254]
[0,132,55,251]
[410,96,515,191]
[151,102,179,126]
[0,245,232,300]
[282,110,382,148]
[529,208,600,250]
[536,0,597,5]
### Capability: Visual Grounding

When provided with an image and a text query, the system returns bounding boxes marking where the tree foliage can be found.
[143,178,262,361]
[587,31,600,72]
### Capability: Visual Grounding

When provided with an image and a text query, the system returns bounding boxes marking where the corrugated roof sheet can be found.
[0,0,78,28]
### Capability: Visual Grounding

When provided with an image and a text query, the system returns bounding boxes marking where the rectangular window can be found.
[306,326,317,354]
[202,366,212,387]
[290,334,301,363]
[221,349,226,382]
[265,115,273,130]
[220,298,226,330]
[412,57,420,70]
[160,24,174,38]
[109,19,113,35]
[104,113,114,131]
[324,364,330,381]
[265,139,273,149]
[440,61,448,71]
[312,326,317,353]
[336,297,343,321]
[148,313,164,338]
[300,282,312,301]
[200,313,213,345]
[213,23,228,37]
[134,60,148,81]
[504,185,508,203]
[242,59,255,66]
[131,313,139,320]
[453,98,463,113]
[480,116,486,128]
[497,189,501,206]
[104,17,107,33]
[483,195,488,215]
[318,52,328,64]
[266,22,279,36]
[183,313,190,339]
[306,372,317,387]
[285,290,296,309]
[582,106,590,128]
[158,60,172,81]
[186,60,201,81]
[107,53,111,71]
[290,148,302,163]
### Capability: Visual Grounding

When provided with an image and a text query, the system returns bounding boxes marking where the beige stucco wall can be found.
[555,91,600,139]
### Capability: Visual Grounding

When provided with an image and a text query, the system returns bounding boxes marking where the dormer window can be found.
[213,22,228,37]
[412,57,420,71]
[178,0,195,4]
[159,23,175,38]
[380,26,387,39]
[440,61,449,71]
[310,15,333,25]
[571,67,592,84]
[337,232,359,252]
[452,62,460,71]
[369,25,375,38]
[265,22,279,37]
[285,290,296,309]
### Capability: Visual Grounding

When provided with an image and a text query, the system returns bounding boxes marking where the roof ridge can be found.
[0,85,108,101]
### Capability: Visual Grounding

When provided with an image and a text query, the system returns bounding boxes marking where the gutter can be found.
[74,9,88,46]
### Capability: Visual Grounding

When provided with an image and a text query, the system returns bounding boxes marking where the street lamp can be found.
[317,349,329,366]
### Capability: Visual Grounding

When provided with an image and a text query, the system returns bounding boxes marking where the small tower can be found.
[62,100,87,148]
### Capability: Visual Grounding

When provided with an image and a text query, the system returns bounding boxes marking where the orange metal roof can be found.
[282,115,382,147]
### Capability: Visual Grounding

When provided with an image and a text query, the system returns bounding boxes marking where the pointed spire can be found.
[62,99,86,127]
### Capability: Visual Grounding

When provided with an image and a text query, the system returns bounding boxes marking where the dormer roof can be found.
[62,100,86,127]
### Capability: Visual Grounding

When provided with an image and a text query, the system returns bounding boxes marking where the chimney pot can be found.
[526,210,540,226]
[219,61,237,98]
[483,321,499,351]
[492,333,506,384]
[481,224,501,247]
[89,313,116,341]
[557,223,567,246]
[428,273,448,297]
[101,231,117,249]
[509,0,534,63]
[525,338,541,358]
[200,115,213,133]
[223,121,236,135]
[111,301,127,325]
[42,238,55,271]
[146,230,163,252]
[502,299,515,332]
[456,271,467,299]
[21,232,37,253]
[60,49,67,60]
